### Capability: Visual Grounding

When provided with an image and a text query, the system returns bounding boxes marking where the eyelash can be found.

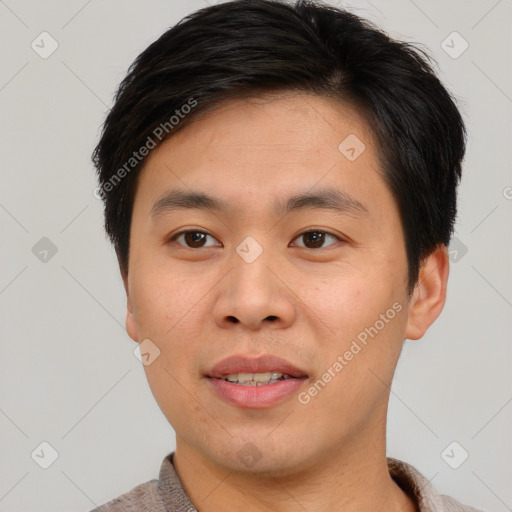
[167,229,344,250]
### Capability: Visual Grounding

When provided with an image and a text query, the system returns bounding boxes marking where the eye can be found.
[168,229,343,250]
[168,230,221,249]
[291,230,342,249]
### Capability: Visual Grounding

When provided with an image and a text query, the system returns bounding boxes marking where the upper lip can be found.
[207,354,308,379]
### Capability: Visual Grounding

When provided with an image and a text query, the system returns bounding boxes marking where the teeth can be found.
[253,372,272,382]
[219,371,293,385]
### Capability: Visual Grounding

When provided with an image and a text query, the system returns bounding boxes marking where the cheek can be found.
[298,274,384,335]
[142,358,203,438]
[298,285,407,425]
[298,269,407,369]
[130,259,204,338]
[129,265,210,412]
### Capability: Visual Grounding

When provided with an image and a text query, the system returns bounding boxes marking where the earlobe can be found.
[404,244,450,340]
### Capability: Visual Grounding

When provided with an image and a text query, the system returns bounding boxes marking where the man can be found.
[91,0,483,510]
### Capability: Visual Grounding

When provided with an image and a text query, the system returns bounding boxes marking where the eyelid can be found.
[167,229,221,247]
[290,229,343,248]
[167,228,345,249]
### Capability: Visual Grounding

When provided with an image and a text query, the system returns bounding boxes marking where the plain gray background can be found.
[0,0,511,510]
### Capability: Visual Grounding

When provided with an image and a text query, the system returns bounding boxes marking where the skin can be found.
[123,92,449,512]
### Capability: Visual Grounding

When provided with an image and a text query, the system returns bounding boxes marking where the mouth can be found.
[205,354,309,408]
[217,372,297,386]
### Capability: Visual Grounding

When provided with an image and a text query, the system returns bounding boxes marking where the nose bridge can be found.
[214,233,295,329]
[231,234,275,298]
[235,233,267,267]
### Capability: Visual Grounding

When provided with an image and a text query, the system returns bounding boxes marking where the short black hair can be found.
[92,0,466,294]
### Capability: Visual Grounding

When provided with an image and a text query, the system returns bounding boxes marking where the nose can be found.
[213,242,296,331]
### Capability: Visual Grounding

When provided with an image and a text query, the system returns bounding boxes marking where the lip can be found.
[205,354,309,409]
[206,354,308,379]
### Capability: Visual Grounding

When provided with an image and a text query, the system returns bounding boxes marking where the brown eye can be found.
[292,230,340,249]
[170,230,219,249]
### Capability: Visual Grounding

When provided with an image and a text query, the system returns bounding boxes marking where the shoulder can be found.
[89,452,191,512]
[387,457,488,512]
[89,478,164,512]
[439,494,487,512]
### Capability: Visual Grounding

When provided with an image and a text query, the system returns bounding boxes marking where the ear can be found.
[122,272,140,343]
[405,244,449,340]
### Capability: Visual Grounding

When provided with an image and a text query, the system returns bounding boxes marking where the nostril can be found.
[266,316,278,322]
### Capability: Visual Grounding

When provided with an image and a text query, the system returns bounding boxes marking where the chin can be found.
[206,439,313,478]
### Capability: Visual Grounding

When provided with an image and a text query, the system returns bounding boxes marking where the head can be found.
[92,0,465,475]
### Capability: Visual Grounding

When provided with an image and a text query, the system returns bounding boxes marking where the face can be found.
[124,92,431,475]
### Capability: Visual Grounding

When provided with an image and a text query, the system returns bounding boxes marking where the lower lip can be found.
[206,377,307,409]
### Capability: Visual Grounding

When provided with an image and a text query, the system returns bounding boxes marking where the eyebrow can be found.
[149,187,368,220]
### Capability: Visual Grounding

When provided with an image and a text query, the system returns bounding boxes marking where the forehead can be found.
[161,92,373,157]
[133,92,388,218]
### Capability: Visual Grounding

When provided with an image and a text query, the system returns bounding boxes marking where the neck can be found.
[172,433,416,512]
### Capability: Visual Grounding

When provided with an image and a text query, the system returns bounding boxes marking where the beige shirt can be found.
[91,453,485,512]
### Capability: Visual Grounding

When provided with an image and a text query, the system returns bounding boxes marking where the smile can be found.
[218,372,295,385]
